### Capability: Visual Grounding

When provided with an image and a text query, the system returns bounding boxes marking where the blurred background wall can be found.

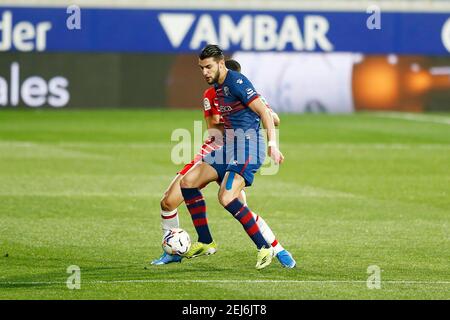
[0,0,449,112]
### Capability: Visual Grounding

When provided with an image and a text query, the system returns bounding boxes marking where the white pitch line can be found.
[0,141,171,149]
[282,143,450,149]
[0,192,163,198]
[2,279,450,285]
[375,113,450,126]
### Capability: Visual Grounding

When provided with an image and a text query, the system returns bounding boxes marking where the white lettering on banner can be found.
[0,78,6,105]
[159,13,333,52]
[47,77,70,107]
[10,61,19,106]
[158,13,195,48]
[35,22,51,51]
[21,76,48,107]
[0,11,51,52]
[442,18,450,53]
[13,21,35,51]
[304,15,333,51]
[190,14,219,49]
[276,15,304,50]
[0,62,70,108]
[219,15,252,50]
[254,15,278,50]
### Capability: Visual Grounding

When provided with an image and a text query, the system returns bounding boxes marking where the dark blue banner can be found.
[0,6,449,54]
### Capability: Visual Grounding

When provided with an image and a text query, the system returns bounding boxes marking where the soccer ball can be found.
[162,228,191,256]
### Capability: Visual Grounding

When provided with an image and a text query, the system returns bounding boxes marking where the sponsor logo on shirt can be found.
[203,97,211,111]
[219,105,233,113]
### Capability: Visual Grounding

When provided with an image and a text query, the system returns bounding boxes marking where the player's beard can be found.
[208,69,220,84]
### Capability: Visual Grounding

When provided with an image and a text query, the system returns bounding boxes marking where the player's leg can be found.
[253,213,295,268]
[239,189,277,245]
[239,189,295,268]
[159,161,205,234]
[218,172,273,269]
[151,173,186,265]
[239,190,276,247]
[238,189,247,204]
[239,189,277,247]
[152,161,205,265]
[180,162,219,258]
[160,174,184,232]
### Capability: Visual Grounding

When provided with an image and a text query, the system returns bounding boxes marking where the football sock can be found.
[270,240,284,255]
[160,209,179,234]
[180,187,213,244]
[253,213,284,255]
[225,198,270,249]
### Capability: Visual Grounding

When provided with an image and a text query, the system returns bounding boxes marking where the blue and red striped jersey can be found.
[214,70,261,132]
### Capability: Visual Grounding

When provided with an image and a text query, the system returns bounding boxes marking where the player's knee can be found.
[160,194,176,211]
[179,174,195,189]
[218,192,235,207]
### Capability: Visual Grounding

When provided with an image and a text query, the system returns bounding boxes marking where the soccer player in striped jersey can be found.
[151,60,295,268]
[179,45,295,269]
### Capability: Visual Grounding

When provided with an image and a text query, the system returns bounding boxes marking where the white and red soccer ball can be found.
[162,228,191,256]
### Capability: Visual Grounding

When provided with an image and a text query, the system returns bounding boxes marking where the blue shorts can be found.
[203,132,266,187]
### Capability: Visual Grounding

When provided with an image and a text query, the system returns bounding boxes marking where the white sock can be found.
[252,212,284,255]
[161,209,179,235]
[271,242,284,255]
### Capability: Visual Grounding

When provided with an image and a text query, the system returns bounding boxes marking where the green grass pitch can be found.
[0,109,449,299]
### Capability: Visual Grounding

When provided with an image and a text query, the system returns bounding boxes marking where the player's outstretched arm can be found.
[248,98,284,164]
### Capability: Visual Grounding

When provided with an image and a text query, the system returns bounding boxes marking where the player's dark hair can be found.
[225,59,241,72]
[199,44,224,61]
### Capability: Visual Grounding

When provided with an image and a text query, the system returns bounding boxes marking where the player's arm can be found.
[205,114,222,128]
[259,95,280,126]
[271,111,280,126]
[203,90,223,142]
[204,115,224,144]
[248,97,284,164]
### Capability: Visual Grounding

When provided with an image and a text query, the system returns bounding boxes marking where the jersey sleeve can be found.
[202,89,215,118]
[230,74,259,106]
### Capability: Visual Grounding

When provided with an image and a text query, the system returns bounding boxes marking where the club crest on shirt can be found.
[236,79,243,84]
[223,86,230,97]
